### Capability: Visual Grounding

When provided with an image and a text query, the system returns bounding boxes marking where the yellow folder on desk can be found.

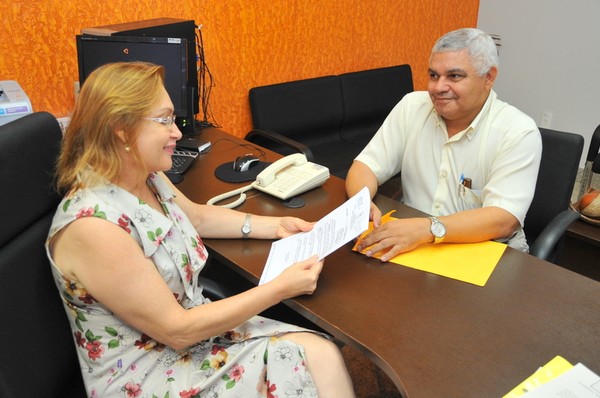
[352,211,507,286]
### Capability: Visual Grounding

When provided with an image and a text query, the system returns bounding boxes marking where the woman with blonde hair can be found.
[47,61,354,397]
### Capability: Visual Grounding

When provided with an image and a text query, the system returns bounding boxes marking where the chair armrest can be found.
[244,129,315,161]
[593,152,600,173]
[529,209,580,262]
[198,276,239,301]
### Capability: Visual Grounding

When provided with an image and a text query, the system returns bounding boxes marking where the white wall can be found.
[477,0,600,166]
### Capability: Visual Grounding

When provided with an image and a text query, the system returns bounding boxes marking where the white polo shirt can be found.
[355,90,542,251]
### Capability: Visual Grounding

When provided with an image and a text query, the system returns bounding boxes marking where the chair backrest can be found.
[248,65,414,177]
[0,112,86,397]
[588,124,600,173]
[578,123,600,198]
[339,64,413,146]
[249,75,344,147]
[525,128,584,248]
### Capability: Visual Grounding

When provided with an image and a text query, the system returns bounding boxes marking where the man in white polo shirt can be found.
[346,27,542,261]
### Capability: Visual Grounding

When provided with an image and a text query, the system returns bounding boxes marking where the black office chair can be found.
[246,74,342,167]
[589,124,600,173]
[246,65,413,179]
[525,127,584,263]
[0,112,233,397]
[0,112,87,397]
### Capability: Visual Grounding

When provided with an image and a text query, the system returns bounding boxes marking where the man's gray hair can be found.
[432,28,499,75]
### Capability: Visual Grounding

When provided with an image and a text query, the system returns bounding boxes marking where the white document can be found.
[523,363,600,397]
[259,187,370,285]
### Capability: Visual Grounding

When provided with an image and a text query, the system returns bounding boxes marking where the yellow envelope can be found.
[352,211,507,286]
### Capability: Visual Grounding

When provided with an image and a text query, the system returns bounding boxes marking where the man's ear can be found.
[485,66,498,88]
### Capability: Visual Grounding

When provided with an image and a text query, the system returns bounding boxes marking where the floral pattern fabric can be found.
[46,173,319,398]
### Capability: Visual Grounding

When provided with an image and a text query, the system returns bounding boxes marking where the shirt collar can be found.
[465,90,496,139]
[432,90,496,141]
[147,173,177,202]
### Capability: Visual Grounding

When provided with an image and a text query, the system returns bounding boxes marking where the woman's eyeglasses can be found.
[144,115,177,127]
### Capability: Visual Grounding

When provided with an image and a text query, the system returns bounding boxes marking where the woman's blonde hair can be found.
[56,61,165,191]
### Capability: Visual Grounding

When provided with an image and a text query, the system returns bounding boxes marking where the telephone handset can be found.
[255,152,307,187]
[207,153,330,208]
[252,153,330,200]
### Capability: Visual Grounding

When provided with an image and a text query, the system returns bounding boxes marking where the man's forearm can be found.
[440,206,520,243]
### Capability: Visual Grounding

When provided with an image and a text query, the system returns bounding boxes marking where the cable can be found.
[210,137,267,160]
[195,24,220,128]
[207,184,254,208]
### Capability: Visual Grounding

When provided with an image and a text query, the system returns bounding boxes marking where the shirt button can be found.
[435,203,441,209]
[440,171,447,179]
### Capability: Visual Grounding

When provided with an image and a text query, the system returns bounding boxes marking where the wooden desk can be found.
[561,220,600,281]
[178,128,600,398]
[567,219,600,247]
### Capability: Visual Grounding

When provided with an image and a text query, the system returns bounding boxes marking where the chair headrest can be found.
[0,112,63,247]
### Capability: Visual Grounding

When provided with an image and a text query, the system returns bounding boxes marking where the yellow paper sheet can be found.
[352,211,507,286]
[503,356,574,397]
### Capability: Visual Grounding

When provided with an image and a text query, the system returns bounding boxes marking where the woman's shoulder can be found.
[57,185,118,219]
[50,184,131,238]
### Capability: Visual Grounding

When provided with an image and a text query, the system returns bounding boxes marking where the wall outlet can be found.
[540,110,553,128]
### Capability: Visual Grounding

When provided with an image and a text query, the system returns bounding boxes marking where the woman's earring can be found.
[124,144,131,152]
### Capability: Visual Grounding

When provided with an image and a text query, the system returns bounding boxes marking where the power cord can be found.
[195,24,220,128]
[210,138,267,160]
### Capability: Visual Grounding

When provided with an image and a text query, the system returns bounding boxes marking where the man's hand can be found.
[356,217,432,262]
[369,201,383,227]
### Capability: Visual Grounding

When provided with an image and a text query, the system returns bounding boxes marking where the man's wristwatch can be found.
[241,214,252,239]
[428,216,446,244]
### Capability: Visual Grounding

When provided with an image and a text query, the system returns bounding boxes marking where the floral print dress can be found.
[45,173,319,398]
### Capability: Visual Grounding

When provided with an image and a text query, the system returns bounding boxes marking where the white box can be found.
[0,80,33,126]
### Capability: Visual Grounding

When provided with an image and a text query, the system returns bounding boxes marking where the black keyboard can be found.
[165,150,198,183]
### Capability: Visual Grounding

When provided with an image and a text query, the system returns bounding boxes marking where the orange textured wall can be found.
[1,0,478,137]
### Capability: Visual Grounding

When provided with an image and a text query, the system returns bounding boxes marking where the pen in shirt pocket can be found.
[459,173,472,196]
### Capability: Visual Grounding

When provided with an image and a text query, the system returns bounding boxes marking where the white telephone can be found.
[253,153,330,199]
[207,153,330,208]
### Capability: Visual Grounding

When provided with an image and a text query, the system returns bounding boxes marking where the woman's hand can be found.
[270,255,324,300]
[275,217,315,239]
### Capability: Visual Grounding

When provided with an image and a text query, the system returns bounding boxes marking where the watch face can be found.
[431,218,446,237]
[432,223,445,237]
[242,214,252,236]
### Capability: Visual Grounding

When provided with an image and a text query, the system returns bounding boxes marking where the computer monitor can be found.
[76,34,195,134]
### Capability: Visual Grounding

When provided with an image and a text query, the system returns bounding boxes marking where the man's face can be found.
[427,49,496,131]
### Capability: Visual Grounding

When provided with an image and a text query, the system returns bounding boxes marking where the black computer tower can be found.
[82,18,199,135]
